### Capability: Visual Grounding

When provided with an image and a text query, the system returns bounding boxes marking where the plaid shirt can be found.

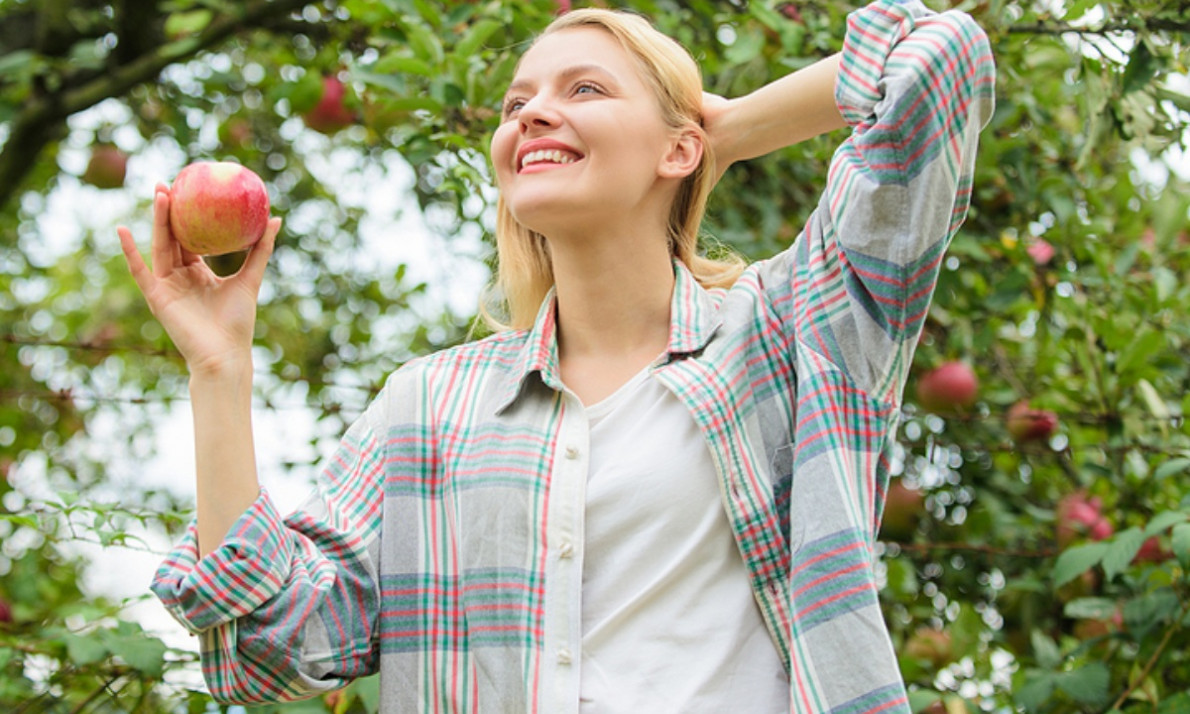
[152,1,994,711]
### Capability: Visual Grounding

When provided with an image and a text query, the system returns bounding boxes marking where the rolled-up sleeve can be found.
[151,401,388,704]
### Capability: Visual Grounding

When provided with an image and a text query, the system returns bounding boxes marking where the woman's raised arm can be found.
[702,53,846,177]
[118,185,280,558]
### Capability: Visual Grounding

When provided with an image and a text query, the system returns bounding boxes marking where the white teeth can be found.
[520,149,578,169]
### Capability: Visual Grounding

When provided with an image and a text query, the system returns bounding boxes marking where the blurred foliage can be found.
[1,0,1189,710]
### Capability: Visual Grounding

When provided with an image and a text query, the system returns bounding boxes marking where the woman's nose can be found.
[518,96,559,132]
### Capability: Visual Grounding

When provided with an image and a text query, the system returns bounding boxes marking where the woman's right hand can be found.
[118,183,282,377]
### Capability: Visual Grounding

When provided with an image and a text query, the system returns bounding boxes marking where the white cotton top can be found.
[579,366,789,713]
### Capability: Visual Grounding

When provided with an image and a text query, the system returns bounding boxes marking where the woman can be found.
[122,0,994,711]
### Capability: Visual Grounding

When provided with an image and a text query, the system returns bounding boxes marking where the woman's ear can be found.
[657,126,704,179]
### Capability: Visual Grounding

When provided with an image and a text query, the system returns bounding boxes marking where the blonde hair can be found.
[484,8,746,331]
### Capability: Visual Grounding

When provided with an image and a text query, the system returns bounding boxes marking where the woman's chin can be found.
[508,195,590,236]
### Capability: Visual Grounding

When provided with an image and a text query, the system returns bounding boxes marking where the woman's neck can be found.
[548,226,674,362]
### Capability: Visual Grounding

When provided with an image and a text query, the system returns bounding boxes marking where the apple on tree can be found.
[302,76,356,134]
[169,161,270,256]
[916,361,978,412]
[1133,535,1172,563]
[1006,400,1058,443]
[82,144,128,189]
[1055,491,1113,547]
[879,478,924,541]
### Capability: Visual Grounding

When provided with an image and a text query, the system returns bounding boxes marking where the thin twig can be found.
[1109,601,1187,710]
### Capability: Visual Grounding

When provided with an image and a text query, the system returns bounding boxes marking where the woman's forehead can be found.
[511,27,637,86]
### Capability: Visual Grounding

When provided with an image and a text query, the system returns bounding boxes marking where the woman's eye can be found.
[574,83,600,95]
[503,99,525,116]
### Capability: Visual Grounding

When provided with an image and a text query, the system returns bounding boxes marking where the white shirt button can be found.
[557,648,573,664]
[559,541,574,558]
[565,445,580,460]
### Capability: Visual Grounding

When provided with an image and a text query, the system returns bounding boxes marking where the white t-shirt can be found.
[579,366,789,713]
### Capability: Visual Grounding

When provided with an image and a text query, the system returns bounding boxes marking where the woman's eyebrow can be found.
[505,63,619,96]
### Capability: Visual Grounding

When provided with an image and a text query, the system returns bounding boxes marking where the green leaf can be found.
[1136,378,1171,420]
[456,19,502,59]
[1062,0,1097,21]
[374,53,435,77]
[1172,523,1190,568]
[1016,671,1057,711]
[724,28,766,65]
[1122,40,1159,94]
[101,627,167,677]
[164,9,214,38]
[1102,527,1145,581]
[1120,330,1164,374]
[404,19,445,66]
[1123,588,1180,636]
[1144,510,1187,538]
[1053,542,1108,587]
[1031,629,1062,669]
[62,633,109,666]
[1155,458,1190,481]
[1063,597,1117,620]
[288,72,326,114]
[1056,662,1110,706]
[1157,691,1190,713]
[0,50,35,76]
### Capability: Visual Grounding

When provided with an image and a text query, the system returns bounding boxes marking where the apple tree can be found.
[0,0,1188,711]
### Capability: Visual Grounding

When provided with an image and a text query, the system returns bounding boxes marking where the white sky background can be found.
[5,97,491,691]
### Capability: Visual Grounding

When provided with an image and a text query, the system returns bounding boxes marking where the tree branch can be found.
[1007,17,1190,36]
[0,0,314,214]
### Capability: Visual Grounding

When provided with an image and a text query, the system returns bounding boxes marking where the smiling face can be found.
[490,27,685,237]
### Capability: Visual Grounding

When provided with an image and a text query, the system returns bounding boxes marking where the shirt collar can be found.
[493,260,721,414]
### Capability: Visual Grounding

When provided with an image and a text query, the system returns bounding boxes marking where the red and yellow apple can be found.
[169,161,269,256]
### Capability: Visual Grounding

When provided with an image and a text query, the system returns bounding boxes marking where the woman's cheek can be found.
[491,125,517,184]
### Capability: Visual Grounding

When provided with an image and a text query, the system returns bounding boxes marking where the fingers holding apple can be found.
[118,162,280,372]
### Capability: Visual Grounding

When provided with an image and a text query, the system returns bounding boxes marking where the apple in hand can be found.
[168,161,269,256]
[916,361,978,412]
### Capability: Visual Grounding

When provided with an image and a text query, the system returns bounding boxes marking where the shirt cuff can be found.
[835,0,930,127]
[150,489,295,633]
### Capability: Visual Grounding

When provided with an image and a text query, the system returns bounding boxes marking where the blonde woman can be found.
[123,0,994,710]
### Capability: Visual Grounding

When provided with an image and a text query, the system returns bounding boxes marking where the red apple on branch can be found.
[82,144,127,189]
[1027,239,1055,266]
[1056,492,1113,547]
[880,479,924,541]
[1133,536,1172,564]
[169,161,269,256]
[916,361,978,412]
[302,76,356,134]
[1006,401,1058,443]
